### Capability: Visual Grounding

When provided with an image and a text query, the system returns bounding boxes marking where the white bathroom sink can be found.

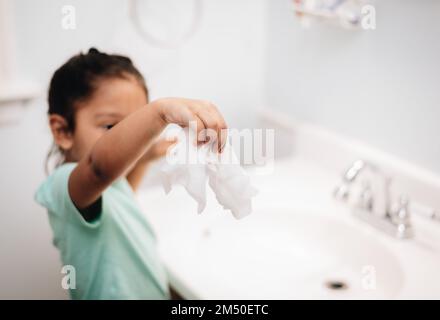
[161,208,403,299]
[138,158,440,299]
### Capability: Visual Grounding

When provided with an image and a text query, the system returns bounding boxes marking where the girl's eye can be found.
[103,124,115,130]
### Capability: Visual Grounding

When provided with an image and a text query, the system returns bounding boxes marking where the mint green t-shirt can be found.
[35,163,170,300]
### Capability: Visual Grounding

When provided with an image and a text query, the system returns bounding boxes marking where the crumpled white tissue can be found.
[160,127,258,219]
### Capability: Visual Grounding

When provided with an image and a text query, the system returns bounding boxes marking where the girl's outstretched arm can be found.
[68,98,227,210]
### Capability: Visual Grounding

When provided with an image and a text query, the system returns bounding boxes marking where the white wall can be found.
[265,0,440,174]
[13,0,265,128]
[0,0,16,87]
[0,0,265,299]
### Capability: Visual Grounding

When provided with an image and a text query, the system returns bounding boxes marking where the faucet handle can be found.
[391,195,411,226]
[334,183,350,201]
[342,160,366,182]
[358,182,373,211]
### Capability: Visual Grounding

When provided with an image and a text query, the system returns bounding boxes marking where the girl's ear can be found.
[49,114,74,151]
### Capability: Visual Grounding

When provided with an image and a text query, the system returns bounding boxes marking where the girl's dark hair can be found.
[46,48,148,172]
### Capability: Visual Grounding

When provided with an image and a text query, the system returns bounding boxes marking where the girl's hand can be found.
[126,137,178,191]
[153,98,228,152]
[140,137,177,163]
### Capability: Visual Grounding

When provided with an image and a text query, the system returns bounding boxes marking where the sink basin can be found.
[139,157,440,299]
[162,208,404,299]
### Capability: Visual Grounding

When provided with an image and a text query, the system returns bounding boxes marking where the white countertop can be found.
[137,156,440,299]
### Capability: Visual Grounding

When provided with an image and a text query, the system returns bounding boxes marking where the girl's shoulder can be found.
[40,162,77,191]
[34,162,78,213]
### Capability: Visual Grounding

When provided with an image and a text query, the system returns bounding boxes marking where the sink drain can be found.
[325,280,349,291]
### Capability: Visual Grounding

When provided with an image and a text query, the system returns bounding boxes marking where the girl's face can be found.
[50,76,148,162]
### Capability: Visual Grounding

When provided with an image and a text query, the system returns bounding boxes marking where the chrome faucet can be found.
[334,160,413,239]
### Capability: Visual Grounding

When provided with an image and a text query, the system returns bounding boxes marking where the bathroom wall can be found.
[0,0,265,299]
[265,0,440,174]
[0,0,16,87]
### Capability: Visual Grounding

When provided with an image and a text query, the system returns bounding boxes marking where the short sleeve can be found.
[35,163,102,228]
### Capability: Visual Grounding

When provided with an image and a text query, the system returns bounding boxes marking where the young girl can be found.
[35,48,227,299]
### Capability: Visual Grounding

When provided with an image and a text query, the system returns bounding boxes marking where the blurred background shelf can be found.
[0,83,40,104]
[0,82,40,125]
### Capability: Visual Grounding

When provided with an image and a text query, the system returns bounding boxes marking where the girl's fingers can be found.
[195,107,219,145]
[214,111,228,152]
[146,138,178,161]
[208,105,228,152]
[218,125,228,153]
[193,115,207,145]
[172,99,227,151]
[195,103,229,152]
[203,103,228,152]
